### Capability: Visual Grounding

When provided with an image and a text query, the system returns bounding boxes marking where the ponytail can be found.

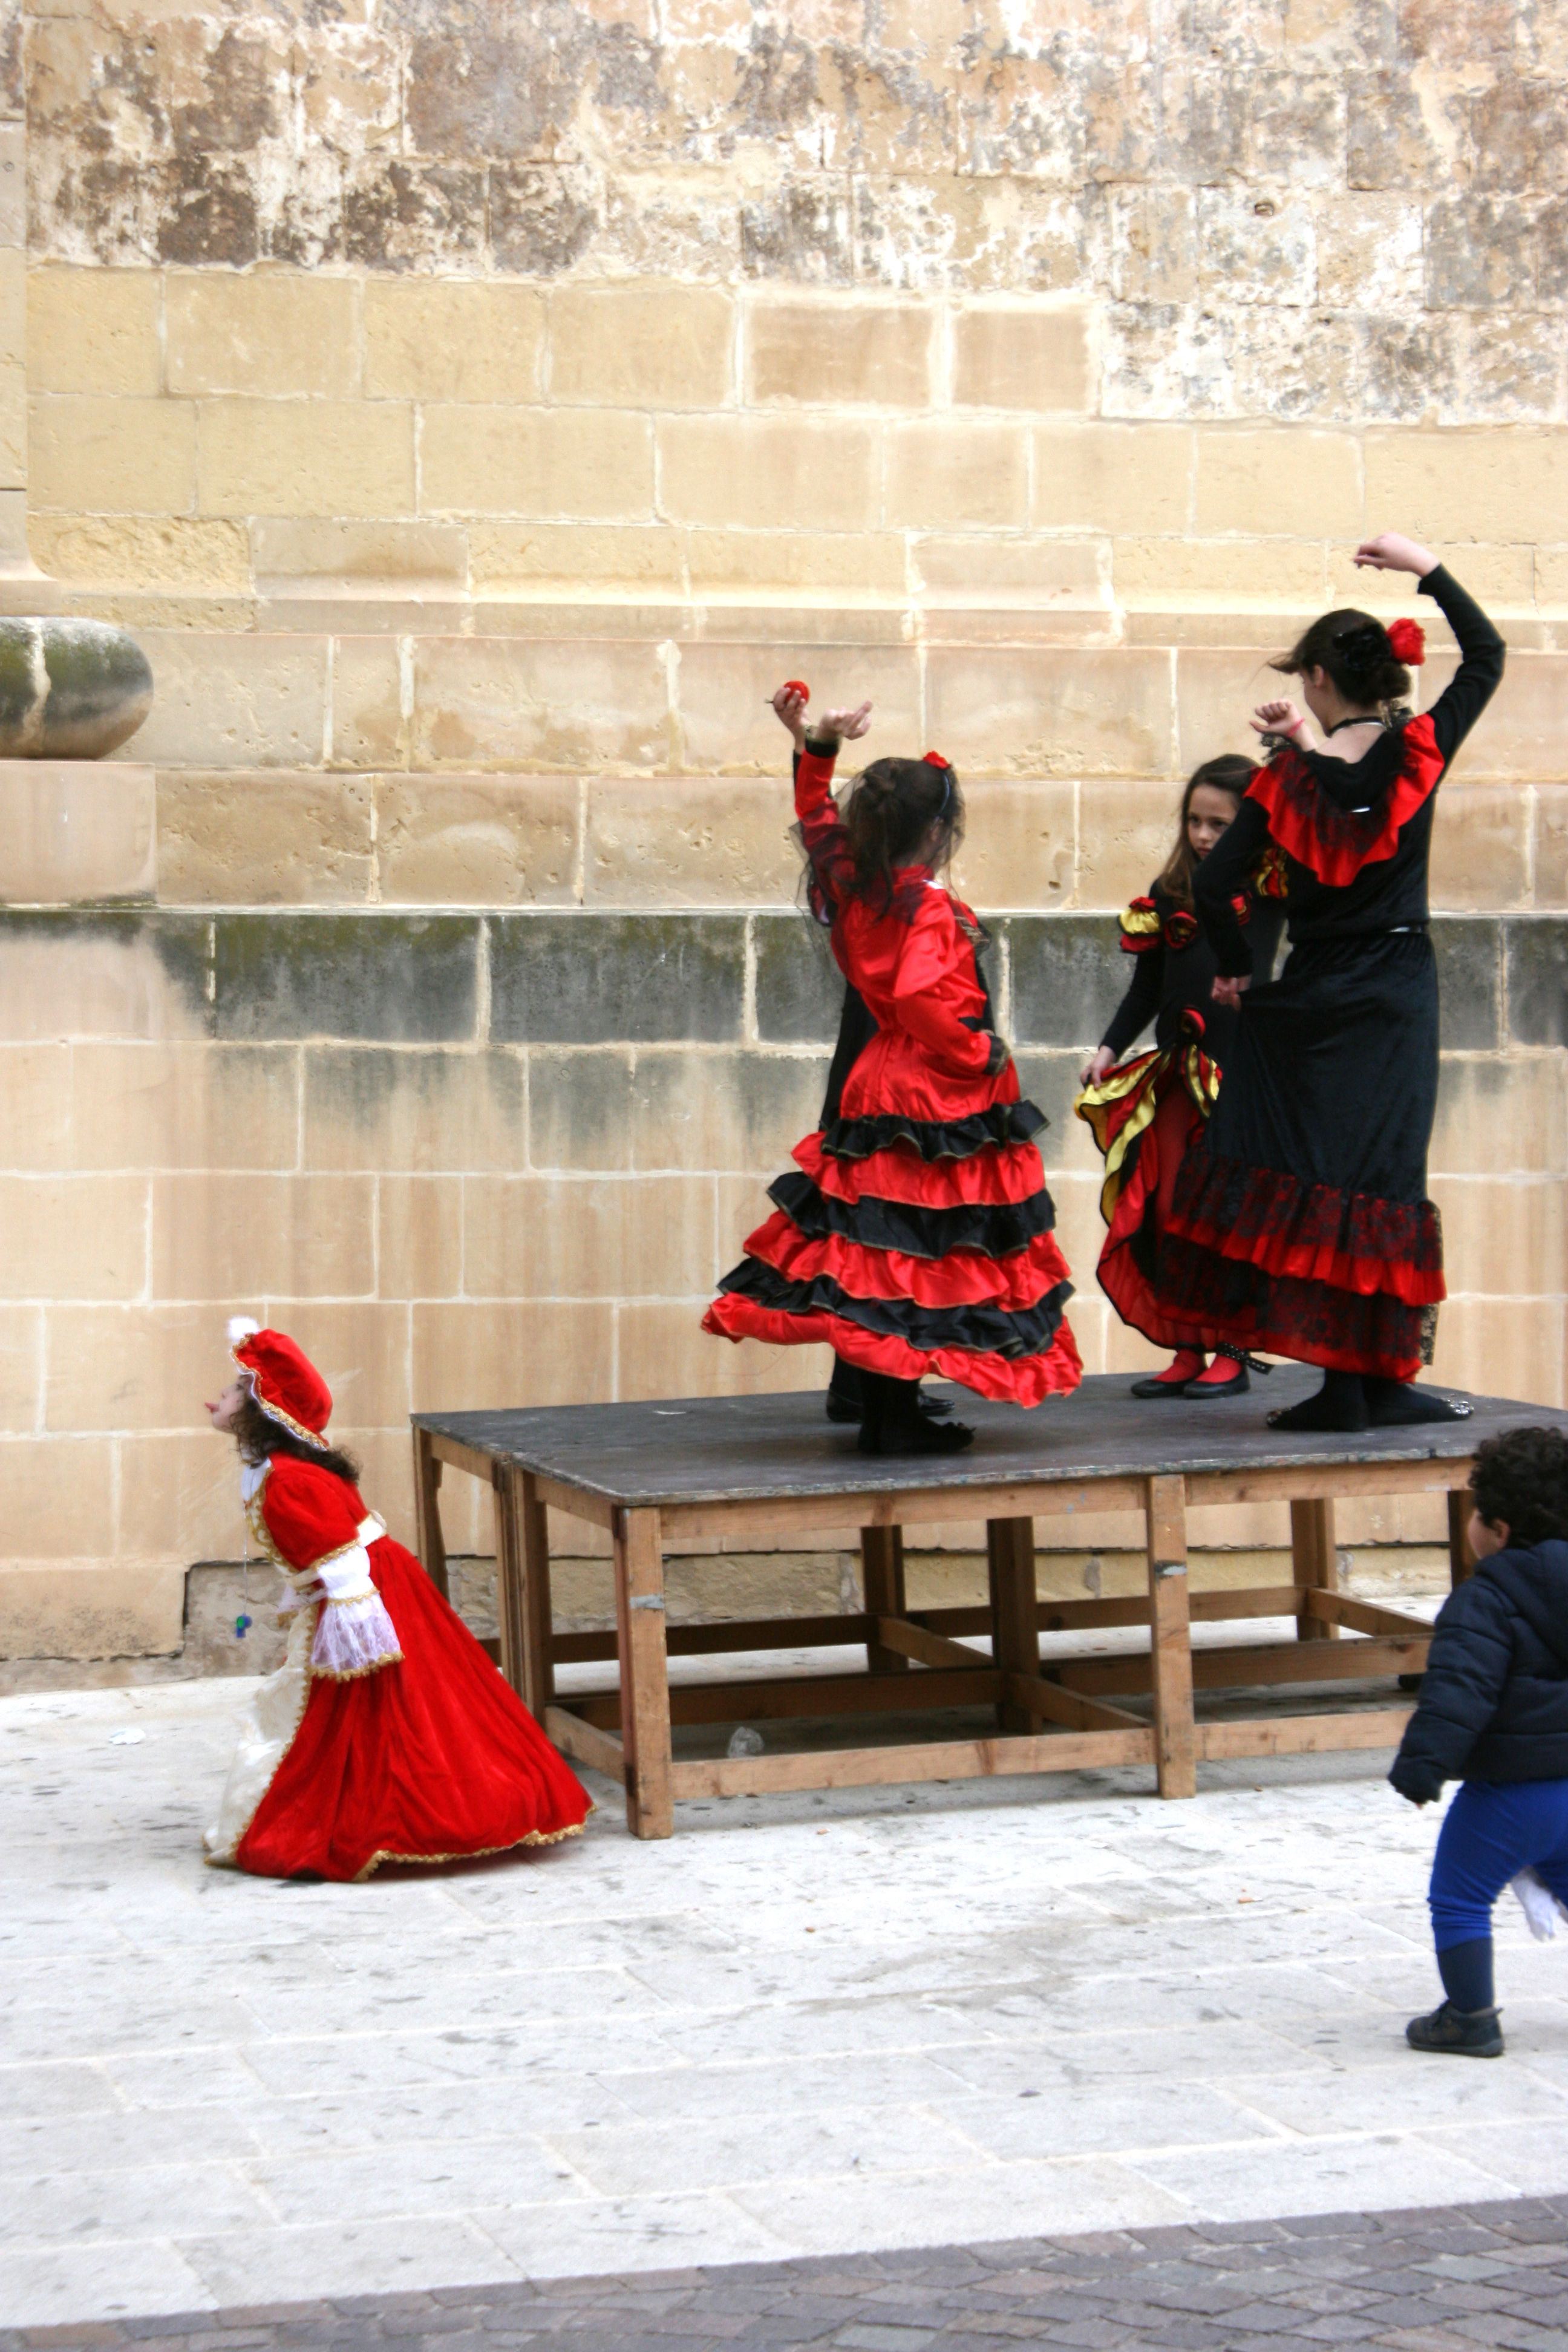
[839,754,964,917]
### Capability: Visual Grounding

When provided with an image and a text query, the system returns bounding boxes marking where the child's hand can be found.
[1250,697,1311,745]
[769,683,809,745]
[1211,975,1250,1011]
[815,701,873,744]
[1081,1045,1116,1088]
[1353,530,1438,580]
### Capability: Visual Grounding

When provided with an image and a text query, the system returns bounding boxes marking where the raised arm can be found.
[771,684,871,919]
[1417,564,1505,768]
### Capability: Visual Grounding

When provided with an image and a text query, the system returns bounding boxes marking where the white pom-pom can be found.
[227,1316,261,1345]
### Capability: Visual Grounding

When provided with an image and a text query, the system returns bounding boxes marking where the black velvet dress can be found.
[1155,566,1504,1379]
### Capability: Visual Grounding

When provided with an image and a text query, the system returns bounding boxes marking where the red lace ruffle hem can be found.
[1166,1149,1444,1305]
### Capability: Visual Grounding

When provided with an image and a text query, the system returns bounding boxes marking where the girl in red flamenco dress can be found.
[203,1319,590,1880]
[1076,756,1284,1402]
[704,687,1082,1453]
[1155,531,1504,1432]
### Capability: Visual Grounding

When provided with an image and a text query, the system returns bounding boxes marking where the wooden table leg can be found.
[1448,1486,1475,1586]
[615,1504,674,1839]
[411,1426,449,1601]
[1290,1496,1339,1641]
[520,1471,557,1720]
[1146,1472,1196,1799]
[987,1517,1038,1733]
[861,1525,908,1675]
[491,1466,527,1697]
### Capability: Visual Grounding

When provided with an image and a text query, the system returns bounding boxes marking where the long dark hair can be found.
[839,755,965,918]
[1155,754,1255,909]
[1272,608,1411,710]
[233,1392,362,1488]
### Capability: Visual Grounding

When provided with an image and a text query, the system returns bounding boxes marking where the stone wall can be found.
[2,0,1566,1659]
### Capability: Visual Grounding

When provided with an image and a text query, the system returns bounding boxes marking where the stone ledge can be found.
[0,760,154,903]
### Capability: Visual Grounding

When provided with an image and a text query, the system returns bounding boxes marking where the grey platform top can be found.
[413,1368,1568,1512]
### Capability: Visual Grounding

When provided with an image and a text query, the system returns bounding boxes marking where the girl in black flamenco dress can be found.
[1155,530,1504,1433]
[1076,757,1284,1402]
[704,685,1082,1454]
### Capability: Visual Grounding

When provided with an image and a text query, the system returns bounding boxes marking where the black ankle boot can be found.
[857,1373,974,1456]
[829,1356,953,1425]
[1267,1371,1369,1432]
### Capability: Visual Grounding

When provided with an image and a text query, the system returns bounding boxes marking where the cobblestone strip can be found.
[8,2198,1568,2352]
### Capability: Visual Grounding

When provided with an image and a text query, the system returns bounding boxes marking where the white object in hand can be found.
[1510,1865,1567,1941]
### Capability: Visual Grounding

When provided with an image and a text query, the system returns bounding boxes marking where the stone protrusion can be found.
[0,618,151,757]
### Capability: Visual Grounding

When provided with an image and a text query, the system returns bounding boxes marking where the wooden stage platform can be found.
[410,1369,1560,1838]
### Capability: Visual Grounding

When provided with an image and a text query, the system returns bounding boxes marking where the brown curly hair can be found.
[232,1391,362,1488]
[1470,1427,1568,1549]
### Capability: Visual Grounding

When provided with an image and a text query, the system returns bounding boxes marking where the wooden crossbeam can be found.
[1303,1589,1436,1641]
[1197,1708,1415,1760]
[666,1722,1153,1800]
[544,1706,625,1779]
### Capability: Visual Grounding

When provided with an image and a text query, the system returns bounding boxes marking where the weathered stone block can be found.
[301,1047,524,1175]
[0,1045,71,1171]
[158,771,374,906]
[682,528,907,595]
[950,781,1077,910]
[1192,428,1361,540]
[463,1173,717,1301]
[1313,194,1425,312]
[1431,917,1503,1053]
[1032,425,1195,535]
[1506,920,1568,1050]
[0,1174,147,1299]
[1432,1175,1567,1298]
[1010,1048,1102,1172]
[587,777,798,907]
[528,1045,636,1172]
[116,1430,259,1566]
[411,1301,614,1412]
[0,761,154,901]
[27,266,159,396]
[883,421,1028,529]
[364,279,545,402]
[0,1304,41,1433]
[1430,1049,1567,1177]
[377,1173,462,1302]
[950,302,1094,413]
[213,913,480,1044]
[252,519,467,592]
[469,521,681,593]
[378,773,580,906]
[675,641,919,776]
[928,648,1175,779]
[124,632,324,771]
[197,399,414,520]
[165,271,359,399]
[1425,194,1534,312]
[0,911,212,1042]
[1429,785,1529,912]
[150,1172,377,1302]
[420,407,653,520]
[1363,430,1568,549]
[548,283,733,408]
[68,1041,299,1172]
[1197,189,1315,307]
[628,1048,829,1174]
[1114,537,1329,603]
[44,1302,397,1433]
[1531,787,1568,909]
[489,912,745,1045]
[413,636,668,773]
[1010,916,1123,1048]
[29,394,196,517]
[657,416,879,530]
[745,297,934,407]
[1431,1296,1564,1411]
[1074,780,1182,913]
[1109,186,1197,304]
[329,636,405,770]
[1174,647,1282,776]
[31,516,250,592]
[752,914,844,1045]
[620,1299,827,1402]
[0,1552,180,1650]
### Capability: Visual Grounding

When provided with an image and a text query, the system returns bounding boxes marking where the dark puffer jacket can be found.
[1390,1540,1568,1804]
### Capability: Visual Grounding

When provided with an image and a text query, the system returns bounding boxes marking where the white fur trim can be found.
[228,1315,262,1345]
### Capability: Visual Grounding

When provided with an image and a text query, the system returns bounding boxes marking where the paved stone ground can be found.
[7,1641,1568,2329]
[9,2200,1568,2350]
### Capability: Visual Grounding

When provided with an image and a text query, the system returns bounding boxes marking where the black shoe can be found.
[1364,1377,1474,1427]
[857,1370,975,1456]
[828,1385,954,1425]
[1185,1362,1250,1401]
[1131,1372,1200,1399]
[1406,1999,1504,2057]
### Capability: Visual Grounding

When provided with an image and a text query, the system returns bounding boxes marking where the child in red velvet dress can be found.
[203,1319,589,1881]
[704,688,1081,1453]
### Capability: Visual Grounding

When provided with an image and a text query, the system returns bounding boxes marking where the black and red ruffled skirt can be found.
[1076,1027,1224,1353]
[1155,931,1445,1380]
[704,1100,1083,1408]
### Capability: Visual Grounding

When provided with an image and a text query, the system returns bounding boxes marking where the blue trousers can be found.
[1429,1777,1568,1951]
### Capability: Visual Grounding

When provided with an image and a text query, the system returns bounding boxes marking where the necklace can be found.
[1324,713,1386,736]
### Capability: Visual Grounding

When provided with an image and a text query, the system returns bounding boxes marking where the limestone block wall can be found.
[4,0,1567,1657]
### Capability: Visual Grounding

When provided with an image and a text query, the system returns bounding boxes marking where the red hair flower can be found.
[1387,619,1425,667]
[923,750,950,768]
